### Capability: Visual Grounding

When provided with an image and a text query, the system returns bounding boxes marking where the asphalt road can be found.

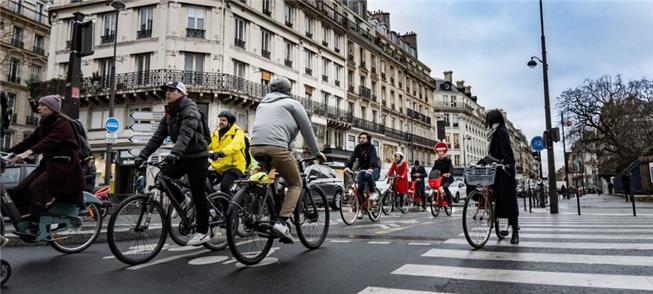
[2,194,653,294]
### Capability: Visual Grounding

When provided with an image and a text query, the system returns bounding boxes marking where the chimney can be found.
[443,71,452,83]
[464,86,471,96]
[370,10,390,29]
[400,32,417,49]
[455,80,465,90]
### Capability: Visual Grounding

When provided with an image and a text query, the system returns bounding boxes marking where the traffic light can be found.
[542,130,550,148]
[550,127,560,142]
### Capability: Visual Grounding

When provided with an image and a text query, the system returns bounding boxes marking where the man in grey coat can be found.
[250,77,326,243]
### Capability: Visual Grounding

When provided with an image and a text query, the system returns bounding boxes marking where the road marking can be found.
[330,239,352,243]
[519,224,653,228]
[369,241,391,245]
[235,257,278,268]
[222,259,237,264]
[358,286,449,294]
[392,264,653,291]
[408,242,431,246]
[457,232,653,240]
[188,256,229,265]
[127,249,210,270]
[517,228,653,233]
[422,249,653,267]
[444,239,653,250]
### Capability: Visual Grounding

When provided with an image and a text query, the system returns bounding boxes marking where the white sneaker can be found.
[186,232,209,246]
[356,210,364,219]
[272,221,294,244]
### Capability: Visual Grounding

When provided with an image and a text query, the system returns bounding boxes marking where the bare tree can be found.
[557,75,653,174]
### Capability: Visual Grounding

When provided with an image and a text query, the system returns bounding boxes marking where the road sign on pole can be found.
[105,116,120,133]
[129,135,151,144]
[129,123,158,133]
[531,136,545,151]
[130,111,164,121]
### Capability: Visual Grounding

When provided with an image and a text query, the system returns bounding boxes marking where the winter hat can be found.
[39,95,62,113]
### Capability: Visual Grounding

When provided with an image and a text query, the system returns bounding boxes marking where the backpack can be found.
[69,119,91,161]
[198,110,212,145]
[232,128,253,171]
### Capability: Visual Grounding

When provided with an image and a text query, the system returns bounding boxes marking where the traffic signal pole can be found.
[62,12,85,119]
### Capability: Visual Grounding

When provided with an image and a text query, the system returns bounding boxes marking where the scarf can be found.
[164,97,186,118]
[218,124,232,140]
[487,123,500,152]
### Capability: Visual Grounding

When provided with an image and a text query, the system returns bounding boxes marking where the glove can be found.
[164,153,180,165]
[317,152,327,162]
[210,151,225,160]
[134,156,146,167]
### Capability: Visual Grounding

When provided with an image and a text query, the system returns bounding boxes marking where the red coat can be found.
[387,160,409,193]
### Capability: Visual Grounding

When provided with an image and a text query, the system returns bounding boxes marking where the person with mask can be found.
[484,109,519,244]
[387,152,409,210]
[208,110,247,195]
[345,132,381,209]
[9,95,84,241]
[411,160,427,210]
[135,81,210,246]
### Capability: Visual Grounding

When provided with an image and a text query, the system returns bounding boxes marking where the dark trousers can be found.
[356,171,376,204]
[214,168,243,195]
[12,169,51,224]
[414,180,426,208]
[160,157,209,234]
[442,177,453,203]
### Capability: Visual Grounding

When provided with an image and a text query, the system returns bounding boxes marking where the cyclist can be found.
[484,109,519,244]
[344,132,380,217]
[250,77,326,243]
[432,143,453,205]
[8,95,84,241]
[135,81,210,246]
[208,110,247,195]
[411,160,427,210]
[386,151,409,208]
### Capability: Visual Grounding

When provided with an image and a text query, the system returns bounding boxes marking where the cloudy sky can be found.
[367,0,653,175]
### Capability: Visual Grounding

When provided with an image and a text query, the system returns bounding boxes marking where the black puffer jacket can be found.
[140,97,209,159]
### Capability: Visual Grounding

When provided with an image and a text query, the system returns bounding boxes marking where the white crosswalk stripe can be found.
[361,216,653,293]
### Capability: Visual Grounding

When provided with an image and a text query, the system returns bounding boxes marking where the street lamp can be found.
[462,134,471,166]
[527,0,558,214]
[104,0,125,186]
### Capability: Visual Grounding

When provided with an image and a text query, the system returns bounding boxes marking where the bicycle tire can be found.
[339,187,359,225]
[1,259,10,286]
[430,192,440,217]
[381,190,393,215]
[444,201,452,216]
[295,188,330,249]
[226,185,274,265]
[107,195,167,265]
[367,188,382,222]
[49,203,103,254]
[462,190,494,249]
[204,192,230,251]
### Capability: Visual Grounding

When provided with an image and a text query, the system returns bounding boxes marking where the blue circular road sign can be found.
[105,117,120,133]
[531,136,545,151]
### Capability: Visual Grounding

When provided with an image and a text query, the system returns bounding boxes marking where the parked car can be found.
[0,163,38,196]
[448,180,467,203]
[304,163,345,211]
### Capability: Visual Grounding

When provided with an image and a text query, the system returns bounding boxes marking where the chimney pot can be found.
[456,80,465,89]
[443,71,452,83]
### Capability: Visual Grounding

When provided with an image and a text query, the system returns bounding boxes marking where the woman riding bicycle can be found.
[386,152,408,207]
[483,109,519,244]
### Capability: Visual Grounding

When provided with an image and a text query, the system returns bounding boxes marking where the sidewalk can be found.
[528,193,653,216]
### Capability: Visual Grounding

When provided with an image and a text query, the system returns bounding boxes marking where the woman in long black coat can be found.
[485,109,519,244]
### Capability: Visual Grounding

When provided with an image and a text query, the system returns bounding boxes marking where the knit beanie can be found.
[39,95,62,113]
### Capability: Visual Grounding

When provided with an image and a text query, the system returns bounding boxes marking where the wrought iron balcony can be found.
[101,35,115,44]
[381,72,386,80]
[305,31,313,38]
[359,86,371,99]
[348,86,355,93]
[322,75,328,82]
[137,29,152,39]
[263,9,271,16]
[335,80,340,86]
[11,39,23,48]
[235,38,246,48]
[8,75,21,84]
[32,46,45,55]
[335,47,340,53]
[285,21,293,27]
[347,54,354,62]
[186,28,205,38]
[284,59,293,67]
[322,40,328,47]
[262,50,270,59]
[305,68,313,76]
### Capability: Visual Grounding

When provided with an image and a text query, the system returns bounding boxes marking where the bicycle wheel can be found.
[495,217,509,240]
[367,188,382,222]
[107,195,167,265]
[1,259,10,286]
[443,200,453,216]
[462,190,494,249]
[49,203,103,254]
[430,192,440,217]
[398,194,408,214]
[204,192,229,251]
[381,190,393,215]
[339,187,359,225]
[295,188,330,249]
[166,200,195,247]
[226,185,274,265]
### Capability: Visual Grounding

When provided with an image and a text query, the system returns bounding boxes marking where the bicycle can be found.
[380,176,396,215]
[340,169,382,224]
[107,160,228,265]
[427,171,452,217]
[461,156,510,249]
[225,155,329,265]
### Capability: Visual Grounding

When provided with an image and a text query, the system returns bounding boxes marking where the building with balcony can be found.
[432,71,487,168]
[41,0,437,192]
[0,0,49,148]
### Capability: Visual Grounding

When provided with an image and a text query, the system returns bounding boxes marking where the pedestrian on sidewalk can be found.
[622,173,632,202]
[561,184,567,200]
[608,181,614,195]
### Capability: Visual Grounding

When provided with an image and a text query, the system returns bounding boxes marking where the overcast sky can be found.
[368,0,653,175]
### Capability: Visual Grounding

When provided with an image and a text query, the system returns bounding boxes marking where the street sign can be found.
[129,123,158,133]
[105,116,120,133]
[434,142,448,154]
[129,135,151,144]
[128,148,142,156]
[130,111,164,121]
[105,131,118,144]
[531,136,545,151]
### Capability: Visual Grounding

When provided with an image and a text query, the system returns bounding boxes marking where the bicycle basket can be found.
[464,165,497,186]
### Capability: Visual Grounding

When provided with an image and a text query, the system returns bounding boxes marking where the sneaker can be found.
[356,210,364,219]
[171,196,191,219]
[368,192,378,201]
[272,221,294,244]
[186,232,209,246]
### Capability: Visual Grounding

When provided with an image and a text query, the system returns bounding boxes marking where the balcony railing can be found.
[5,1,48,24]
[263,9,271,16]
[235,38,246,48]
[305,31,313,38]
[305,68,312,76]
[359,86,371,99]
[32,46,45,55]
[137,29,152,39]
[11,39,24,48]
[322,40,328,47]
[432,101,475,112]
[186,28,205,38]
[284,59,293,67]
[322,75,328,82]
[262,50,270,58]
[335,80,340,86]
[101,35,115,44]
[8,75,21,84]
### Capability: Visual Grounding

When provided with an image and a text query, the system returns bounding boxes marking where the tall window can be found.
[284,39,293,67]
[453,133,460,149]
[184,52,204,84]
[260,69,271,86]
[347,40,354,60]
[135,53,151,84]
[233,59,247,78]
[359,47,365,65]
[452,114,460,128]
[36,2,44,23]
[321,91,330,105]
[261,29,272,58]
[321,58,329,81]
[334,33,341,52]
[305,16,314,37]
[33,34,44,54]
[138,6,154,38]
[103,13,116,37]
[29,64,42,81]
[322,24,330,45]
[187,6,206,38]
[8,58,20,83]
[451,95,457,107]
[234,17,247,48]
[284,4,294,26]
[97,58,112,87]
[442,95,449,106]
[305,50,314,75]
[262,0,271,15]
[334,64,342,85]
[371,55,376,71]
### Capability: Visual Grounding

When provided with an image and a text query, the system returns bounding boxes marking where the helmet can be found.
[394,151,404,159]
[218,110,237,124]
[270,77,291,95]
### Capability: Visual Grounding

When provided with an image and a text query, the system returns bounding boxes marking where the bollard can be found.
[631,193,637,216]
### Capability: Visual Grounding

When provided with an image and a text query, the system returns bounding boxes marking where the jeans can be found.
[160,157,209,234]
[356,171,376,205]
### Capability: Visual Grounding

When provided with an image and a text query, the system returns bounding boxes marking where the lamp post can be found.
[527,0,558,214]
[104,0,125,186]
[462,134,471,166]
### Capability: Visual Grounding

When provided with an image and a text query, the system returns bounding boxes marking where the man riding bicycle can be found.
[208,110,247,195]
[344,132,380,216]
[250,77,326,244]
[135,81,210,246]
[432,143,453,204]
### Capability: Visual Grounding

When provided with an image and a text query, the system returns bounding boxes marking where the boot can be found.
[510,226,519,244]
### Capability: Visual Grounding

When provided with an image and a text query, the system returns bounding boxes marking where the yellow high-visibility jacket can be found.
[208,124,246,174]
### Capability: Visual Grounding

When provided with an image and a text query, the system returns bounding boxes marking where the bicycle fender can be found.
[83,191,103,205]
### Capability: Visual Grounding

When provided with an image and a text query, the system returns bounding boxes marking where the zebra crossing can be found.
[359,215,653,294]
